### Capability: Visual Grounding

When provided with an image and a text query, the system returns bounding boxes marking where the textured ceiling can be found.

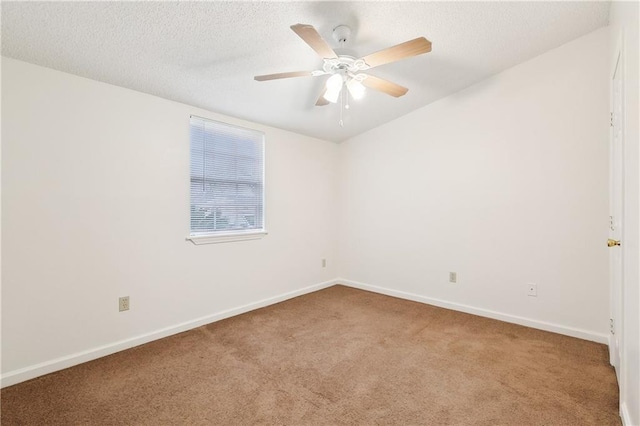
[2,2,610,142]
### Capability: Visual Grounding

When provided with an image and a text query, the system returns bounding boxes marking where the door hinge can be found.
[610,112,614,127]
[610,318,615,334]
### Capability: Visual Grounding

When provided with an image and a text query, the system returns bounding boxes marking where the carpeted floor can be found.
[1,285,620,425]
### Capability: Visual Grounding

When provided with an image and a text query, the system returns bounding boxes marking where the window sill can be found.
[186,230,268,245]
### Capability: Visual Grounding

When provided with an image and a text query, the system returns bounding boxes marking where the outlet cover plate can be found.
[119,296,130,312]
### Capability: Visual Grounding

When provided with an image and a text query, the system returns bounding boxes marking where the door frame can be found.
[608,28,625,404]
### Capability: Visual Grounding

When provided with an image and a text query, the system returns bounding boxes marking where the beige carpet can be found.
[1,285,619,425]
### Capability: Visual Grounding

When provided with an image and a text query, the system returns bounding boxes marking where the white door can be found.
[608,49,624,381]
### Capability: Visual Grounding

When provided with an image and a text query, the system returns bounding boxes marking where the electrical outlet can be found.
[119,296,130,312]
[449,272,457,283]
[322,258,327,268]
[527,284,537,297]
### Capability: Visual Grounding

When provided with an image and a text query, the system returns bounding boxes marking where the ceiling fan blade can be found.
[290,23,338,59]
[254,71,313,81]
[361,74,408,97]
[361,37,432,69]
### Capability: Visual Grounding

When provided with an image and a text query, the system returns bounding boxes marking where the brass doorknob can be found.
[608,239,621,247]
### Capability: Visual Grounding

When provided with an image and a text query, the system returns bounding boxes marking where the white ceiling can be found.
[2,1,610,142]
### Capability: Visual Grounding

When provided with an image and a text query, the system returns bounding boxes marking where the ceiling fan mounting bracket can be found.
[332,25,351,45]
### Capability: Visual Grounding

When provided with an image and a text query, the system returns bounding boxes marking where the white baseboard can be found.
[338,278,609,344]
[1,279,339,388]
[1,277,611,389]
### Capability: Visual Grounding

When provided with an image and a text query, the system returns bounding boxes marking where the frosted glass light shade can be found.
[323,74,343,103]
[347,80,366,100]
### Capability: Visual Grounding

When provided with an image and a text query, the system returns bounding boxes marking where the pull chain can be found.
[339,85,344,127]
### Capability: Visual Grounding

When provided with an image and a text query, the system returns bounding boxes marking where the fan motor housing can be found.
[322,56,369,75]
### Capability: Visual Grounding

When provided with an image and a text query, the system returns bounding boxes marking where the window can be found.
[188,116,265,244]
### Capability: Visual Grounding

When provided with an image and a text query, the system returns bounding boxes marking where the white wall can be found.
[1,58,339,384]
[609,2,640,425]
[338,27,611,341]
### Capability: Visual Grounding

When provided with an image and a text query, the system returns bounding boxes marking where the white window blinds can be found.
[190,116,265,235]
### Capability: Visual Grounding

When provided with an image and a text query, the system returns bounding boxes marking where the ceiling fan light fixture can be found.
[323,87,341,103]
[347,79,366,100]
[323,73,343,103]
[326,73,343,90]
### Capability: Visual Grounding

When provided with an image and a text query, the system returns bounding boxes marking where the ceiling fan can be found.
[254,23,432,108]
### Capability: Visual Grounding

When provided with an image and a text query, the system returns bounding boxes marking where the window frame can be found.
[186,115,267,245]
